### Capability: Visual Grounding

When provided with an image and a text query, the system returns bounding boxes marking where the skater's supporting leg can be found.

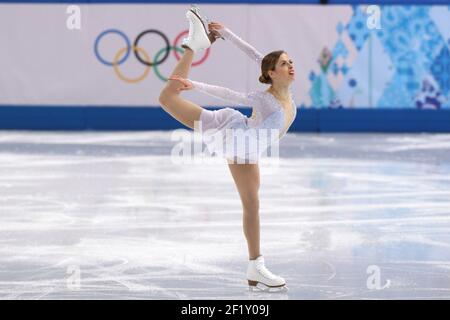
[158,48,203,130]
[227,162,261,260]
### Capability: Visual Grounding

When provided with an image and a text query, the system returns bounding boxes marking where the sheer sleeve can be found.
[217,27,264,65]
[189,79,254,106]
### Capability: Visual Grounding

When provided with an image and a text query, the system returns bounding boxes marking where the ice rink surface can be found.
[0,131,449,299]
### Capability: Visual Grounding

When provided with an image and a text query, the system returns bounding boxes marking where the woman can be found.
[159,6,296,290]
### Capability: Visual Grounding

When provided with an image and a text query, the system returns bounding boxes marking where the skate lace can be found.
[256,263,277,280]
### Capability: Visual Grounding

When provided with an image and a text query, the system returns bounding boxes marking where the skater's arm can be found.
[214,26,264,65]
[189,79,254,106]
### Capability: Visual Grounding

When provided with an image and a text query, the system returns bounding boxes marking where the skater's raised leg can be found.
[158,9,213,129]
[159,48,203,130]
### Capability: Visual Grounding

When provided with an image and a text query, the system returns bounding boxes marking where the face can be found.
[268,53,295,85]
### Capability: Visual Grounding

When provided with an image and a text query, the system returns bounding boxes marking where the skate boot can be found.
[181,6,212,52]
[189,5,225,43]
[247,255,287,291]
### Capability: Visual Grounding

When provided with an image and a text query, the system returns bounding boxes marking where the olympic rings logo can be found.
[94,28,211,83]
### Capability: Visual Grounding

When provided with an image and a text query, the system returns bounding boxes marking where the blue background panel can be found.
[1,106,450,132]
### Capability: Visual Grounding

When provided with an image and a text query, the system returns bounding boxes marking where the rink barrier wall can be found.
[0,106,449,132]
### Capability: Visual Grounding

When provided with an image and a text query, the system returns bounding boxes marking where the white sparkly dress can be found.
[188,27,297,163]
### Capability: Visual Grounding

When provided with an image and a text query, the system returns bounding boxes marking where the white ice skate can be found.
[247,255,288,292]
[190,5,225,42]
[181,5,212,52]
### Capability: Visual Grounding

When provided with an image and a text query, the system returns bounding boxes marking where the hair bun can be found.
[258,75,265,83]
[259,74,270,84]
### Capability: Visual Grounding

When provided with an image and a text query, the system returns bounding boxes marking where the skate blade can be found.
[248,283,289,293]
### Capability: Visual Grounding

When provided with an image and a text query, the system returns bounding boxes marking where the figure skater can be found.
[158,5,296,291]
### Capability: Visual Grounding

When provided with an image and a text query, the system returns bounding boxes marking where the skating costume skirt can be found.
[198,107,276,163]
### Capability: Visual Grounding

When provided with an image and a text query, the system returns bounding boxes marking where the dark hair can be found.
[258,50,286,84]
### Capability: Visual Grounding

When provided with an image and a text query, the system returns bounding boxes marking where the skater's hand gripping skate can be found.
[208,22,225,32]
[168,75,194,92]
[208,22,225,40]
